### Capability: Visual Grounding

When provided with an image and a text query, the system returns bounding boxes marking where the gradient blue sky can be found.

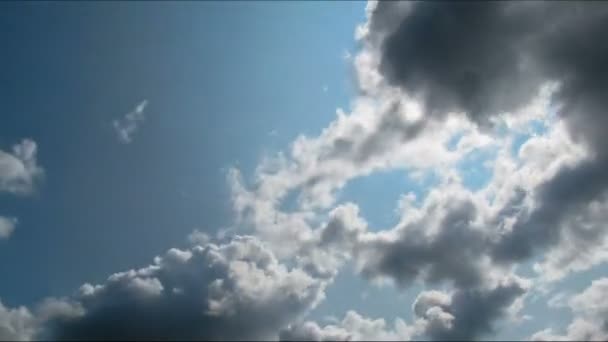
[0,1,363,305]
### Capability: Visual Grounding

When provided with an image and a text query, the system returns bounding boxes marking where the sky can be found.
[1,1,608,341]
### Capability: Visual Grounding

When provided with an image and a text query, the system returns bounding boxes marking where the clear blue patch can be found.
[446,131,465,151]
[457,147,497,191]
[336,169,438,230]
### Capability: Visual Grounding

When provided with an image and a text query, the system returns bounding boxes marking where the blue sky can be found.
[0,1,362,307]
[2,2,608,341]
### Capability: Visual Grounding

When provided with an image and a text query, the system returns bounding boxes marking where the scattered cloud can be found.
[112,100,148,144]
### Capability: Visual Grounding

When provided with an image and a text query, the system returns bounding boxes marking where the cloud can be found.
[112,100,148,144]
[0,300,36,341]
[532,277,608,341]
[364,1,608,269]
[32,235,326,340]
[0,139,42,195]
[280,310,415,341]
[413,278,528,341]
[0,217,17,240]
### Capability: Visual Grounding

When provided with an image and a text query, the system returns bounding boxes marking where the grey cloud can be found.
[359,195,490,289]
[371,2,608,129]
[0,299,36,341]
[0,139,42,195]
[368,0,608,274]
[39,236,325,341]
[413,279,526,341]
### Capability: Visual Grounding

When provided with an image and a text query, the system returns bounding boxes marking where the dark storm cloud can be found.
[39,236,325,341]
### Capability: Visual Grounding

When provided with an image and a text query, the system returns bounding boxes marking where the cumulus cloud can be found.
[532,278,608,341]
[112,100,148,144]
[0,300,36,341]
[366,1,608,268]
[0,139,42,195]
[32,235,326,340]
[0,217,17,239]
[223,3,608,339]
[412,278,528,341]
[280,310,415,341]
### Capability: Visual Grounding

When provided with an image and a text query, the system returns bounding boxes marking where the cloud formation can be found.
[532,277,608,341]
[31,235,326,340]
[280,310,415,341]
[112,100,148,144]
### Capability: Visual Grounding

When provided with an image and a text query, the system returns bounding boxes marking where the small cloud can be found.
[268,129,279,137]
[0,216,17,239]
[0,139,42,195]
[322,85,329,93]
[113,100,148,144]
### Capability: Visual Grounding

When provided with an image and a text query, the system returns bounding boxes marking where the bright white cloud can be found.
[280,310,416,341]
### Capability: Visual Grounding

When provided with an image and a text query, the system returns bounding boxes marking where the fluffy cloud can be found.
[532,278,608,341]
[366,1,608,269]
[0,139,42,195]
[412,278,528,341]
[16,235,327,340]
[280,310,415,341]
[0,300,36,341]
[112,100,148,144]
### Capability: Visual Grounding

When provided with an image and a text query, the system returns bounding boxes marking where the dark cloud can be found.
[369,0,608,270]
[39,236,325,341]
[359,196,490,289]
[372,2,608,127]
[414,279,526,341]
[374,1,544,125]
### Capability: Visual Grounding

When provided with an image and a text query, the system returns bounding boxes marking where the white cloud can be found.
[112,100,148,144]
[14,235,328,340]
[532,278,608,341]
[280,310,416,341]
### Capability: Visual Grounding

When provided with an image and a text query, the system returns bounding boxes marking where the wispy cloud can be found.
[113,100,148,144]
